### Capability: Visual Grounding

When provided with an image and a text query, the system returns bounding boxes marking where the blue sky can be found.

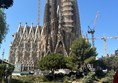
[0,0,118,59]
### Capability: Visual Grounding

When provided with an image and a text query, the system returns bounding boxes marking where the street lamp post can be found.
[2,49,4,64]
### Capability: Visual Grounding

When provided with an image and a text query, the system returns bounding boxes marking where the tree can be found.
[93,59,107,70]
[0,0,13,9]
[69,37,97,72]
[82,72,95,83]
[0,64,6,81]
[0,0,14,44]
[0,9,8,44]
[102,56,118,70]
[6,64,14,78]
[37,53,67,72]
[66,55,79,70]
[0,64,14,82]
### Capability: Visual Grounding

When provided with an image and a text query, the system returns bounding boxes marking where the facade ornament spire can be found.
[17,22,22,32]
[19,22,21,27]
[24,22,28,28]
[31,23,33,27]
[25,22,27,26]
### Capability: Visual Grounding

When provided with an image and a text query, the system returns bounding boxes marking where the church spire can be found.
[17,22,22,32]
[43,0,50,26]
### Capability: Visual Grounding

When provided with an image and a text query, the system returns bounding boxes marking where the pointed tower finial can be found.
[31,23,33,27]
[26,22,27,25]
[36,24,40,28]
[24,22,27,27]
[85,34,89,42]
[19,22,21,26]
[17,22,22,32]
[32,22,33,26]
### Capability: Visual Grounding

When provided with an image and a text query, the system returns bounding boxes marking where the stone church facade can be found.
[9,0,81,71]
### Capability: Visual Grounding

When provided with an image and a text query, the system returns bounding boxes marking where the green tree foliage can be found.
[38,53,67,71]
[93,60,106,69]
[100,70,115,83]
[6,64,14,78]
[102,56,118,70]
[66,55,78,70]
[0,64,14,81]
[82,72,95,83]
[0,0,13,9]
[0,64,6,78]
[0,9,8,44]
[69,37,97,71]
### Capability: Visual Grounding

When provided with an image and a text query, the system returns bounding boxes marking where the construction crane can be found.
[100,36,118,56]
[38,0,40,25]
[88,12,99,48]
[89,36,118,56]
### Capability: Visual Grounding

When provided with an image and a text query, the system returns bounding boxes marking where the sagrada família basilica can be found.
[9,0,81,71]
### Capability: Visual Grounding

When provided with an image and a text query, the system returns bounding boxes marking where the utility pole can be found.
[1,49,5,83]
[2,49,5,64]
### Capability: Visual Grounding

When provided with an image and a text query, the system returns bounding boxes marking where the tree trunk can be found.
[51,69,55,80]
